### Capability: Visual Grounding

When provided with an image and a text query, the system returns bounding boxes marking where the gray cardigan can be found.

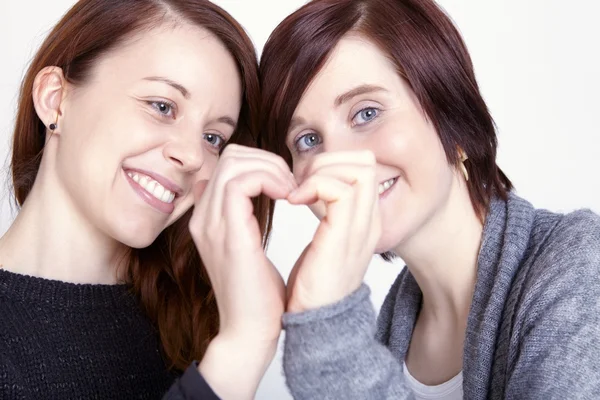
[282,193,600,399]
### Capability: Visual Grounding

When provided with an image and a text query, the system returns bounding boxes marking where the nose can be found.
[162,139,205,173]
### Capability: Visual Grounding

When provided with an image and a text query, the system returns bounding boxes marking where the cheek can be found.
[413,132,451,192]
[69,86,163,158]
[62,97,123,158]
[166,196,195,227]
[373,124,410,156]
[201,155,220,180]
[380,116,447,185]
[291,158,310,183]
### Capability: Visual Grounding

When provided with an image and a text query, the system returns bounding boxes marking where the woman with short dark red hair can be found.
[259,0,600,398]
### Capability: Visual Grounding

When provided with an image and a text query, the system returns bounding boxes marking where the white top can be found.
[403,363,464,400]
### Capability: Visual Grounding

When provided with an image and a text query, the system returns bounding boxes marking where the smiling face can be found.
[52,22,242,248]
[287,34,458,253]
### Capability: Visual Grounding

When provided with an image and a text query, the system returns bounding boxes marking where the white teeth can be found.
[378,178,397,195]
[127,171,175,204]
[154,184,164,198]
[146,181,157,193]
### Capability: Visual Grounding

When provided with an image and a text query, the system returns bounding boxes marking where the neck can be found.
[395,181,483,323]
[0,162,127,284]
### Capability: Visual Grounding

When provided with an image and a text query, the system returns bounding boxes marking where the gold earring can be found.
[459,151,469,181]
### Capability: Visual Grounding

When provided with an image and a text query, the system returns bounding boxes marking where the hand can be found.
[286,151,381,313]
[189,144,295,398]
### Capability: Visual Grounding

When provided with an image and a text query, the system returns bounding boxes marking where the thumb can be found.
[193,180,209,202]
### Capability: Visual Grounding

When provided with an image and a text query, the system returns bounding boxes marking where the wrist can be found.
[287,283,362,313]
[198,335,277,400]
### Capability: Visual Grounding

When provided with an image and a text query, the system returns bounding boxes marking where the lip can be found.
[379,176,399,200]
[123,169,178,214]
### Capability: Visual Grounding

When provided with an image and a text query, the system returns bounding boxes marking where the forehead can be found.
[90,22,242,109]
[296,35,398,107]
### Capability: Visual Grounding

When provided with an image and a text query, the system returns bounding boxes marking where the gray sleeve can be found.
[505,210,600,399]
[282,284,414,400]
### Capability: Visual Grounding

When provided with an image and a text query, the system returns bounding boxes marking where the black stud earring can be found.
[49,123,57,131]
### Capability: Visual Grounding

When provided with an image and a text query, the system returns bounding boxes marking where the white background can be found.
[1,1,599,399]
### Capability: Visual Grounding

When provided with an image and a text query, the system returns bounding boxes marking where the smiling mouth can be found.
[127,171,176,204]
[378,177,398,196]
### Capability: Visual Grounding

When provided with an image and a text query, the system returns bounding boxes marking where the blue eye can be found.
[353,107,379,125]
[203,133,226,151]
[295,133,322,152]
[149,100,176,119]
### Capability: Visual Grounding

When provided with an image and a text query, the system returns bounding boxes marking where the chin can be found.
[374,235,402,255]
[110,220,164,249]
[122,236,160,249]
[374,219,417,255]
[117,231,161,249]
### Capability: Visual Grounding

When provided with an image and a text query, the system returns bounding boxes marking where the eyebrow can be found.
[334,84,388,107]
[144,76,236,128]
[143,76,190,98]
[287,84,388,137]
[288,116,307,137]
[216,116,237,130]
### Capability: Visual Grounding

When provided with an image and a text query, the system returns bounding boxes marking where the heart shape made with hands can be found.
[281,151,383,312]
[189,146,381,346]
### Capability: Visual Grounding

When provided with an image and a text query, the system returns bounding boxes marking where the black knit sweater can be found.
[0,268,181,399]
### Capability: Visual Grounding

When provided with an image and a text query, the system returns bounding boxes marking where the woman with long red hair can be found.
[0,1,292,398]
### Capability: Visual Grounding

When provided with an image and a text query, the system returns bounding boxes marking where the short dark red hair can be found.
[259,0,512,228]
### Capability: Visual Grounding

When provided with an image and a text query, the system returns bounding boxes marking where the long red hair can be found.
[11,0,265,370]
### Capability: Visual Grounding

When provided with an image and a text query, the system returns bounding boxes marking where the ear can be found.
[32,66,67,134]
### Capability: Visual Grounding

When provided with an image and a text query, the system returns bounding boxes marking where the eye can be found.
[295,132,322,153]
[352,107,379,126]
[149,100,176,119]
[203,133,226,151]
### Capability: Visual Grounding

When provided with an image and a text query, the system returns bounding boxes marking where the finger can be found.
[224,171,294,248]
[287,175,355,217]
[305,150,376,177]
[214,157,295,192]
[291,167,379,254]
[227,170,293,203]
[222,144,294,182]
[230,153,295,189]
[209,158,296,222]
[304,163,376,187]
[225,144,292,169]
[305,164,378,236]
